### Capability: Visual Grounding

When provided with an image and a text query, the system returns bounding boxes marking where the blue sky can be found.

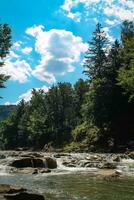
[0,0,133,104]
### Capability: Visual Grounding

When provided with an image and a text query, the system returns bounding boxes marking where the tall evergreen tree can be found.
[84,23,108,79]
[0,23,12,90]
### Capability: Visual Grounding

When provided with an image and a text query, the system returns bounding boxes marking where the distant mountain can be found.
[0,105,16,121]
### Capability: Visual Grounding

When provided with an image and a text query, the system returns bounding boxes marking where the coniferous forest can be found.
[0,21,134,152]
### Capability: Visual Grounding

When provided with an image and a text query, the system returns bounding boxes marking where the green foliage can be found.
[72,121,98,143]
[84,23,108,79]
[83,21,134,149]
[0,80,89,150]
[0,23,12,90]
[118,23,134,101]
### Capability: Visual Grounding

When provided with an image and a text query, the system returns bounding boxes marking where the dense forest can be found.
[0,21,134,152]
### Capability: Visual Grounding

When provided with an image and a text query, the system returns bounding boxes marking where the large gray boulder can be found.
[10,157,57,169]
[45,157,57,169]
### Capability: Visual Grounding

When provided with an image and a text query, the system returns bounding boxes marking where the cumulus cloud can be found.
[1,59,32,83]
[0,40,33,83]
[26,25,88,84]
[22,47,32,54]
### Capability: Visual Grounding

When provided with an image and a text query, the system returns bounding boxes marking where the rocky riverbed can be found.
[0,151,134,199]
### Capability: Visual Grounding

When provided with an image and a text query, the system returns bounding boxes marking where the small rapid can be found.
[0,151,134,199]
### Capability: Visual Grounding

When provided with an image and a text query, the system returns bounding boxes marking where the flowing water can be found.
[0,173,134,200]
[0,152,134,200]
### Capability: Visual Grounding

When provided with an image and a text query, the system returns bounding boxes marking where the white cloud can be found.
[5,85,49,105]
[61,0,134,23]
[4,102,12,106]
[61,0,100,12]
[61,0,100,22]
[105,19,118,26]
[13,41,22,50]
[67,11,81,22]
[22,47,32,54]
[18,85,49,103]
[8,50,20,59]
[104,4,134,22]
[26,25,88,84]
[102,27,115,43]
[1,59,32,83]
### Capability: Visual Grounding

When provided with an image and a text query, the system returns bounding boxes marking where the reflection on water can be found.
[0,173,134,200]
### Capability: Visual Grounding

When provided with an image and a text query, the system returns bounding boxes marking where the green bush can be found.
[72,122,98,142]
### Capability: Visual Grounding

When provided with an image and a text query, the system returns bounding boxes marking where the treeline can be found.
[0,21,134,152]
[0,80,89,149]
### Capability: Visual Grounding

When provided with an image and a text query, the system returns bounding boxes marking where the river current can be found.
[0,152,134,200]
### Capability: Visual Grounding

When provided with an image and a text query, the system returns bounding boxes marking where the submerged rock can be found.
[0,184,45,200]
[4,192,45,200]
[40,168,51,173]
[0,184,26,194]
[97,169,121,181]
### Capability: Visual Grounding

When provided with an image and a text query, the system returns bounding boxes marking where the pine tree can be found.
[0,23,12,90]
[84,23,108,79]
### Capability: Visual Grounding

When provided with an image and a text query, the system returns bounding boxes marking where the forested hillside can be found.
[0,21,134,152]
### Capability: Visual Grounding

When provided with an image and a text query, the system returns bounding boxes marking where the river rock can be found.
[14,168,38,174]
[4,192,45,200]
[53,153,70,158]
[128,152,134,159]
[0,184,26,194]
[21,152,43,158]
[101,162,117,169]
[32,168,38,174]
[0,154,6,159]
[113,156,122,162]
[40,168,51,173]
[10,158,45,168]
[89,155,103,162]
[45,157,57,169]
